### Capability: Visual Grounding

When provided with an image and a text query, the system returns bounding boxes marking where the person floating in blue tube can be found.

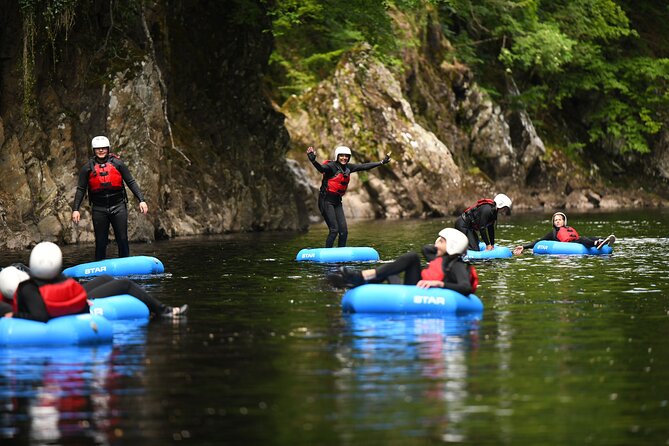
[455,194,512,251]
[72,135,149,261]
[512,212,615,255]
[307,145,390,248]
[0,242,187,320]
[328,228,478,294]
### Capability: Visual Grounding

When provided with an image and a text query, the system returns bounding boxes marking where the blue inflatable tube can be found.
[341,284,483,314]
[532,240,613,255]
[0,314,113,347]
[466,242,512,260]
[296,247,380,263]
[63,255,165,278]
[89,294,150,321]
[345,312,483,343]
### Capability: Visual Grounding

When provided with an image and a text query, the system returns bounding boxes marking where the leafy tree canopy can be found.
[270,0,669,156]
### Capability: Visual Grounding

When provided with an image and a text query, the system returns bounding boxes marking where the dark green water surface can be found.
[1,210,669,445]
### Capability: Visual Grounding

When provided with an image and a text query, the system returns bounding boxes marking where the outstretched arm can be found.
[348,153,391,173]
[306,146,329,173]
[513,231,555,255]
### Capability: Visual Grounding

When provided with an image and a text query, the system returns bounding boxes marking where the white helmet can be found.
[29,242,63,280]
[334,146,352,158]
[493,193,512,210]
[0,266,30,300]
[438,228,470,255]
[91,135,110,149]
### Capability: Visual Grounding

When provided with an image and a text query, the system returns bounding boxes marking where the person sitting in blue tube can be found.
[328,228,478,294]
[512,212,616,255]
[0,242,187,321]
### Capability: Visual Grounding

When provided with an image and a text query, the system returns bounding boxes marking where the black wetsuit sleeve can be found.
[116,160,145,202]
[309,158,334,175]
[348,161,384,173]
[442,261,473,295]
[422,244,438,261]
[72,164,91,211]
[13,281,50,322]
[522,231,555,249]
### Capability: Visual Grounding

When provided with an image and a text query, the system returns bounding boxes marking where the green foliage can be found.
[436,0,669,156]
[499,22,576,75]
[268,0,408,102]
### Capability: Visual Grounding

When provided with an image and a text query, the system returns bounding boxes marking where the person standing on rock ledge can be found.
[455,194,512,251]
[307,145,390,248]
[71,136,148,260]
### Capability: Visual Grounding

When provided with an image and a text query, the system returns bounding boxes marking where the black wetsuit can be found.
[521,227,601,250]
[73,155,145,260]
[370,245,473,295]
[308,155,384,248]
[455,202,498,250]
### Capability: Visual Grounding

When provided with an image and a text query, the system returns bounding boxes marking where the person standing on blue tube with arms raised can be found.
[512,212,615,255]
[72,136,149,261]
[455,194,512,251]
[307,145,391,248]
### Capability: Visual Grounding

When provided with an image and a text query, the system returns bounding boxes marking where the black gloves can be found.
[382,154,391,164]
[307,152,316,162]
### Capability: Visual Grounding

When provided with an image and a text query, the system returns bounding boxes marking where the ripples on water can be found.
[1,210,669,445]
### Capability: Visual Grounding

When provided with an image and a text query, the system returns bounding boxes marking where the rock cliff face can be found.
[0,3,664,252]
[283,9,666,218]
[0,1,309,251]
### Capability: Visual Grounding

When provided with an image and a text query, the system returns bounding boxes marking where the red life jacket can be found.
[13,278,88,318]
[421,257,446,281]
[88,155,123,193]
[469,265,479,292]
[321,160,350,196]
[420,257,478,292]
[464,198,495,215]
[463,198,496,230]
[556,226,579,242]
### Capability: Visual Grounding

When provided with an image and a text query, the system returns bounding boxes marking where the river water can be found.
[1,210,668,445]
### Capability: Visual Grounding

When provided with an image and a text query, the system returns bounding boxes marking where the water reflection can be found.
[0,322,148,444]
[338,313,481,442]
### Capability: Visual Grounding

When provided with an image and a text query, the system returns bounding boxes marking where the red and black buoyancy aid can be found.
[556,226,580,242]
[463,198,496,230]
[88,155,123,193]
[13,278,88,318]
[420,257,479,292]
[320,160,350,196]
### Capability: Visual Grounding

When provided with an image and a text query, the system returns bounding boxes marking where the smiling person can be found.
[328,228,477,294]
[307,145,390,248]
[512,212,616,255]
[72,136,148,260]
